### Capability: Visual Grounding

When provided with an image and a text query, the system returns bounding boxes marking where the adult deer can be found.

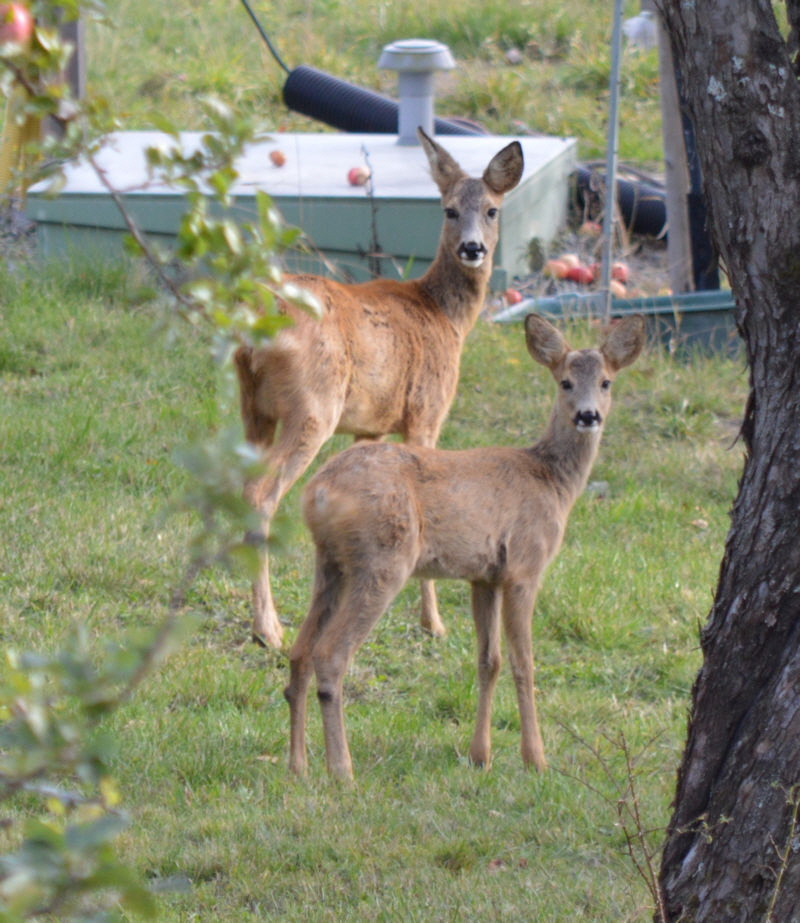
[284,313,646,779]
[235,128,524,647]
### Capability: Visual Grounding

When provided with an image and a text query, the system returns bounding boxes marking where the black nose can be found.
[575,410,602,428]
[459,241,487,261]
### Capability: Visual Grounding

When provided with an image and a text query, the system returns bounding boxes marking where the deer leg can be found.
[285,651,314,777]
[406,430,446,638]
[419,579,446,637]
[250,550,282,648]
[247,414,336,647]
[285,555,341,776]
[502,581,546,771]
[468,581,502,768]
[313,568,412,780]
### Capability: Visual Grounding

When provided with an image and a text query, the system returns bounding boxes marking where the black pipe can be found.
[574,166,667,239]
[282,66,678,242]
[283,65,487,137]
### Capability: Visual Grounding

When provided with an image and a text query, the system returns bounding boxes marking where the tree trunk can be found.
[655,1,800,920]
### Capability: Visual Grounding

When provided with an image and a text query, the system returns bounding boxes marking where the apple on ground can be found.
[543,258,569,279]
[0,3,33,45]
[564,264,594,285]
[347,166,370,186]
[612,261,630,283]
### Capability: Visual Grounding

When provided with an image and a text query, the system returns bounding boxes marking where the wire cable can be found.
[239,0,292,74]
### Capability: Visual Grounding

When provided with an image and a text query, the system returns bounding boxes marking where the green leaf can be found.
[65,814,129,852]
[221,220,242,255]
[282,282,323,319]
[250,311,292,338]
[146,112,180,138]
[224,542,262,578]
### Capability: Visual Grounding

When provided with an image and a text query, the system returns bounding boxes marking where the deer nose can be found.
[574,409,602,430]
[458,241,487,263]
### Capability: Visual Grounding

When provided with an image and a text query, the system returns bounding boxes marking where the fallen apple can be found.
[612,261,630,283]
[609,278,627,298]
[558,252,581,269]
[347,165,370,186]
[269,149,286,167]
[565,264,594,285]
[504,288,523,305]
[0,2,33,45]
[543,258,569,279]
[578,220,602,237]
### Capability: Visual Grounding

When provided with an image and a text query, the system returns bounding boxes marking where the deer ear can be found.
[601,314,646,371]
[418,126,465,195]
[483,140,524,195]
[525,314,569,368]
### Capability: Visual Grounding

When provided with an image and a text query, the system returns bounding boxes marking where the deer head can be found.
[525,313,646,434]
[417,127,524,270]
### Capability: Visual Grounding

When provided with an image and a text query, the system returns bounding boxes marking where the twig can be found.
[86,150,214,329]
[765,783,800,922]
[553,720,668,921]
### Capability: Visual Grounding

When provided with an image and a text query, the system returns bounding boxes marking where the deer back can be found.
[303,314,646,586]
[235,133,523,445]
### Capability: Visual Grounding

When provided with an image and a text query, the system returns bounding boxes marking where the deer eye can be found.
[487,207,498,219]
[445,207,459,220]
[561,380,573,391]
[601,379,611,390]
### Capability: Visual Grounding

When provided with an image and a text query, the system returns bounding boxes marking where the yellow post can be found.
[0,84,40,200]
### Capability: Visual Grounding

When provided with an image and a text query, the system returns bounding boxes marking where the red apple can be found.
[0,3,33,46]
[543,258,569,279]
[269,149,286,167]
[611,261,630,283]
[504,288,523,305]
[565,264,595,285]
[347,165,370,186]
[578,220,602,237]
[559,252,581,269]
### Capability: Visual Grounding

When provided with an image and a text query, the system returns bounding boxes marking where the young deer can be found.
[284,313,645,779]
[235,128,524,647]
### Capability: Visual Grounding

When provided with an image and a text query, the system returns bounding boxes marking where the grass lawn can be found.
[0,258,747,920]
[82,0,663,166]
[0,1,743,916]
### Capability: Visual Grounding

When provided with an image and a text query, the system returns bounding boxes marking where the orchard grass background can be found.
[1,0,739,918]
[1,258,746,920]
[82,0,663,165]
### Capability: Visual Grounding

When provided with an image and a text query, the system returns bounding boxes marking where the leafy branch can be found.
[1,1,316,918]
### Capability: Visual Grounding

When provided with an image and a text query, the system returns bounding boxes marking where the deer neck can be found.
[418,251,491,333]
[527,411,603,506]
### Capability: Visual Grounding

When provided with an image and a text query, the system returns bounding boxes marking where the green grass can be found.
[0,259,748,920]
[81,0,663,165]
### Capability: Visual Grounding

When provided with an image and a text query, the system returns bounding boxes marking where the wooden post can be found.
[45,13,85,138]
[61,16,86,99]
[647,1,694,293]
[0,88,40,198]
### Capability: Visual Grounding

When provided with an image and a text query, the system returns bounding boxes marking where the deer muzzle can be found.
[574,409,603,431]
[458,241,487,266]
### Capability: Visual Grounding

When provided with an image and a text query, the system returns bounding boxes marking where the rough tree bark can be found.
[654,1,800,920]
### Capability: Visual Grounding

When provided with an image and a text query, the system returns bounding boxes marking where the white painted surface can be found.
[43,131,576,202]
